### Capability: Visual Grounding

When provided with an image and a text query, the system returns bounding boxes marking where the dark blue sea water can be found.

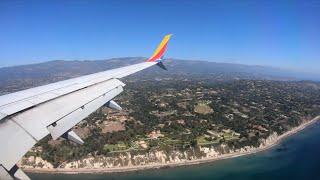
[28,121,320,180]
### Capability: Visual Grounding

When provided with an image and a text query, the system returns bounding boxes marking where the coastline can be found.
[24,115,320,174]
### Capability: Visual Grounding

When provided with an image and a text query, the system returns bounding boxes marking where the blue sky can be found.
[0,0,319,73]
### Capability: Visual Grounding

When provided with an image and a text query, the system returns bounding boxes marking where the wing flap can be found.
[11,78,125,141]
[48,85,124,139]
[0,119,36,170]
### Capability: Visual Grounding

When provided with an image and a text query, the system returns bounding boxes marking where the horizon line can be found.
[0,57,319,75]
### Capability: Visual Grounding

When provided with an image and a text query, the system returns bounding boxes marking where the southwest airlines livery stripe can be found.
[147,34,172,62]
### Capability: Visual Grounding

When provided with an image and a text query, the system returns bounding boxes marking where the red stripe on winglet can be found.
[148,43,168,62]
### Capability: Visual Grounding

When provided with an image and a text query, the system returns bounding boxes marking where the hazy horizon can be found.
[1,57,319,77]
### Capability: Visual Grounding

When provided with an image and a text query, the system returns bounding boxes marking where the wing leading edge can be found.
[0,34,172,179]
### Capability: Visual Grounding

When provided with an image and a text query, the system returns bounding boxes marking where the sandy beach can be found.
[24,115,320,174]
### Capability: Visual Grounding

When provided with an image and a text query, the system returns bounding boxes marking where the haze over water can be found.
[28,121,320,180]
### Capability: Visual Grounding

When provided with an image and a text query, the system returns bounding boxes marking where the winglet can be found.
[147,34,172,62]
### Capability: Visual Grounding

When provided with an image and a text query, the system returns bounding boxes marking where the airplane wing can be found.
[0,34,172,179]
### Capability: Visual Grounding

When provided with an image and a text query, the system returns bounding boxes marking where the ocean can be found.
[28,121,320,180]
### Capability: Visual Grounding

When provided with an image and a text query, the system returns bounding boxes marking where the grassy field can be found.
[197,136,220,145]
[103,142,128,152]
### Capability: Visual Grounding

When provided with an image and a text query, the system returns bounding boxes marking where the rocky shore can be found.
[21,116,319,174]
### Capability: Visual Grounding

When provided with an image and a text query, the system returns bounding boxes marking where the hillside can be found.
[0,58,318,94]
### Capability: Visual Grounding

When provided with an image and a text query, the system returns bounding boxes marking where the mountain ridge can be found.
[0,57,319,94]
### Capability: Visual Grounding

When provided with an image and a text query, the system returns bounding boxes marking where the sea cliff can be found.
[20,116,319,174]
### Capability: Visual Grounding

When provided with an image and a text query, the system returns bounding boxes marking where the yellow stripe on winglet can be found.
[150,34,172,59]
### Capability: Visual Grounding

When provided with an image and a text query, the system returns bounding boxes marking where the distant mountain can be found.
[0,57,318,94]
